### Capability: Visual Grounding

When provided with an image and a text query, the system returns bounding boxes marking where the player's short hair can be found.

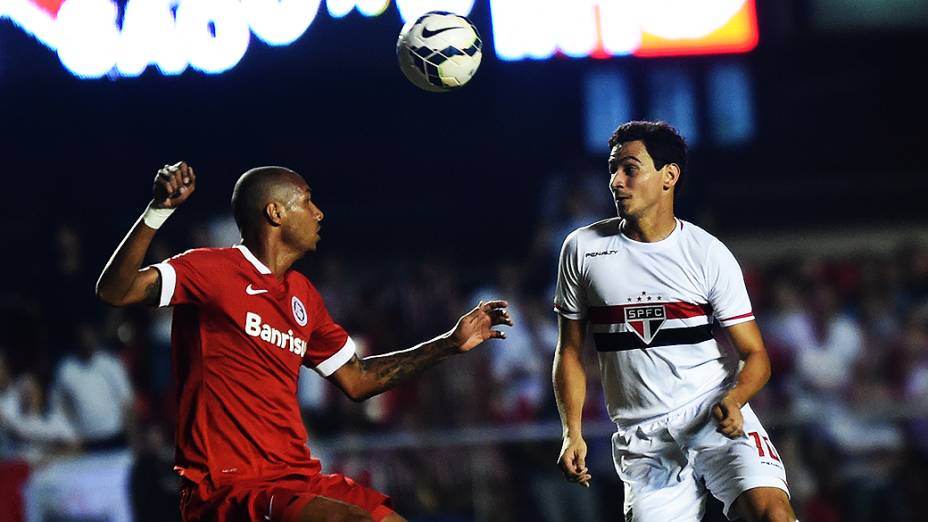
[609,121,688,195]
[231,166,299,235]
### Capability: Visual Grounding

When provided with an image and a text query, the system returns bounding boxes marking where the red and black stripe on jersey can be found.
[588,302,715,352]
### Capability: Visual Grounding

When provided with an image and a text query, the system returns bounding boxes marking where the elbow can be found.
[333,362,380,402]
[95,282,129,308]
[95,285,118,306]
[342,382,373,403]
[95,285,123,307]
[347,388,374,403]
[760,349,772,383]
[748,350,772,387]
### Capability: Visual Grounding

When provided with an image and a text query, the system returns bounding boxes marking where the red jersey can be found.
[153,245,355,488]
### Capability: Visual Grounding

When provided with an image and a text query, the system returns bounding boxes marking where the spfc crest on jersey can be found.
[624,304,666,344]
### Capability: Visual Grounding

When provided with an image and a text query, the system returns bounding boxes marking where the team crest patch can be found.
[291,296,308,327]
[624,304,666,344]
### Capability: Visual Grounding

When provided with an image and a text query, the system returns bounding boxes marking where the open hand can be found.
[712,395,744,439]
[450,300,512,352]
[152,161,196,208]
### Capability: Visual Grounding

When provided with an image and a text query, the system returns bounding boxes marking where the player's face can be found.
[608,140,670,219]
[282,180,325,252]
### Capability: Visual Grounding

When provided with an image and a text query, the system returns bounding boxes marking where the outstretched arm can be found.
[554,316,591,487]
[96,162,195,307]
[712,320,772,438]
[328,301,511,402]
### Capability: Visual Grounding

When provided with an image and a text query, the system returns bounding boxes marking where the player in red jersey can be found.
[96,162,512,522]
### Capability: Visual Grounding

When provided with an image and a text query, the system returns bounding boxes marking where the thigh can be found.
[612,430,706,522]
[280,473,393,522]
[180,475,393,522]
[692,404,789,519]
[292,495,394,522]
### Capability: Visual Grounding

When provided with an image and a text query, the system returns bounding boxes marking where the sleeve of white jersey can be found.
[553,231,586,320]
[706,239,755,327]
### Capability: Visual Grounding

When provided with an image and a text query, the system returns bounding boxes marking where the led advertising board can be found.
[0,0,758,78]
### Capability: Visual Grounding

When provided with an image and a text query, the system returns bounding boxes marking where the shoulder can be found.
[678,220,731,256]
[564,217,621,246]
[581,217,621,238]
[56,356,77,375]
[678,219,719,245]
[166,247,239,266]
[88,353,128,380]
[54,356,82,383]
[289,270,316,291]
[93,351,123,369]
[290,271,324,304]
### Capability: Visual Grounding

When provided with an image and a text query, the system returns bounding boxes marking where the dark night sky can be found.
[1,1,926,262]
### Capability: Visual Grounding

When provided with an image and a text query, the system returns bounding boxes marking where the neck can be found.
[621,207,676,243]
[242,233,303,279]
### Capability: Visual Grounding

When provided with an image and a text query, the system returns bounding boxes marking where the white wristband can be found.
[142,204,176,230]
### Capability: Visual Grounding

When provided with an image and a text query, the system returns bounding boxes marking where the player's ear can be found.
[662,163,681,192]
[265,202,285,226]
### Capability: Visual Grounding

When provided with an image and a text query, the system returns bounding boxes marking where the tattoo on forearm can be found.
[359,335,457,393]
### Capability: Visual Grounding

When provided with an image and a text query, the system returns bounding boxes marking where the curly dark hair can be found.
[609,121,688,195]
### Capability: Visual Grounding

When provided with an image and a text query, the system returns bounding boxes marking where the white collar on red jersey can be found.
[234,244,272,275]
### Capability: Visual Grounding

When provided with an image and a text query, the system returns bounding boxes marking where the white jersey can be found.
[555,217,755,425]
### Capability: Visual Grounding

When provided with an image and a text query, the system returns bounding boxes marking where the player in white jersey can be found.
[552,121,797,522]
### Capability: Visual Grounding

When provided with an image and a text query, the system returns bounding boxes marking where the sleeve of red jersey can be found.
[706,239,755,327]
[302,292,356,377]
[151,249,219,307]
[553,230,587,320]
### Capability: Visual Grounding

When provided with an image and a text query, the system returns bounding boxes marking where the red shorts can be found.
[180,473,393,521]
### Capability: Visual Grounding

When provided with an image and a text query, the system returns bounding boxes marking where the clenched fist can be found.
[153,161,196,208]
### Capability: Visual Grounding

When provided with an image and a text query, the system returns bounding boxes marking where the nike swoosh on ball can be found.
[421,26,462,38]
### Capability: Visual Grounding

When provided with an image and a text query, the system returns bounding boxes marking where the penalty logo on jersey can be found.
[624,305,666,345]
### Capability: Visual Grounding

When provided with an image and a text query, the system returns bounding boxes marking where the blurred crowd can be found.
[1,174,927,522]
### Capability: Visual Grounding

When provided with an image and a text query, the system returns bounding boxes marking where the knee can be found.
[336,505,373,522]
[308,504,373,522]
[760,503,795,522]
[735,490,795,522]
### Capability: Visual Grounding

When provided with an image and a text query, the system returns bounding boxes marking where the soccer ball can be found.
[396,11,483,92]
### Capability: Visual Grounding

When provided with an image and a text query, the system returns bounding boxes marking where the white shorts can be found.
[611,390,789,521]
